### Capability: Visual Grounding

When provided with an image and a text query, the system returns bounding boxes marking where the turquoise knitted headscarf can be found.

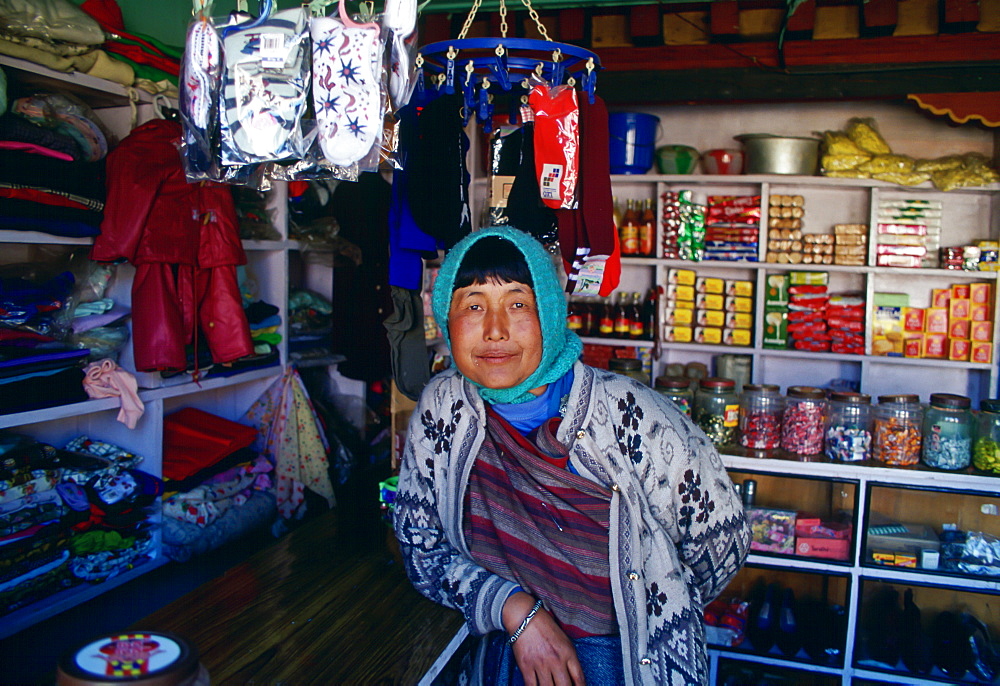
[432,226,583,404]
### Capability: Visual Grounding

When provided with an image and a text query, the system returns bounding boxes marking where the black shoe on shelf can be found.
[747,581,778,654]
[933,610,972,680]
[962,611,1000,683]
[775,587,801,658]
[865,586,903,668]
[900,588,933,675]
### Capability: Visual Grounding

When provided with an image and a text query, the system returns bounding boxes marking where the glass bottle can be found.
[620,199,639,256]
[974,399,1000,473]
[872,394,922,466]
[566,296,582,333]
[629,292,645,339]
[614,292,631,338]
[608,357,649,386]
[739,384,783,450]
[780,386,827,455]
[580,296,596,337]
[639,198,655,256]
[824,391,872,462]
[693,377,739,446]
[643,287,659,341]
[598,296,615,338]
[655,375,693,416]
[922,392,973,470]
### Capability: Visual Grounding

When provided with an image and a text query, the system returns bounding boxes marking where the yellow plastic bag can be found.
[858,154,914,175]
[846,117,892,155]
[821,153,871,171]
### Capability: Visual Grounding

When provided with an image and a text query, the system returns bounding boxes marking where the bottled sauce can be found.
[639,198,655,256]
[642,287,659,341]
[628,292,645,339]
[612,196,623,237]
[613,292,631,338]
[566,297,583,333]
[974,399,1000,473]
[824,391,872,462]
[580,297,596,337]
[780,386,827,455]
[872,394,922,466]
[739,384,783,450]
[655,375,693,416]
[608,357,649,385]
[620,199,639,256]
[598,297,615,337]
[922,393,973,470]
[693,377,739,446]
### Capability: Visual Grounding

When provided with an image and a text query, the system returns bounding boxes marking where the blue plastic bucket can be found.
[608,112,660,174]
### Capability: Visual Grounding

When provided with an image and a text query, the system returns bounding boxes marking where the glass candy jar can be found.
[973,399,1000,473]
[825,391,872,462]
[608,358,649,386]
[693,377,739,446]
[922,393,973,470]
[739,384,783,450]
[780,386,827,455]
[655,376,693,416]
[872,394,923,466]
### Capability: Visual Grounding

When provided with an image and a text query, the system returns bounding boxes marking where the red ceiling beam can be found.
[594,32,1000,72]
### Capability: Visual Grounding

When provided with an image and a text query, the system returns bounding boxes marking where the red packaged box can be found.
[796,537,851,561]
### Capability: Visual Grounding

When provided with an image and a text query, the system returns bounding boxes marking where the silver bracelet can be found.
[508,598,544,644]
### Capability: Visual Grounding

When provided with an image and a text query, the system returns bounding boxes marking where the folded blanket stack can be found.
[0,432,160,617]
[160,408,275,562]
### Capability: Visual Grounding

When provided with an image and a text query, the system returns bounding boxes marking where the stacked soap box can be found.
[663,268,754,346]
[875,198,941,269]
[872,282,994,362]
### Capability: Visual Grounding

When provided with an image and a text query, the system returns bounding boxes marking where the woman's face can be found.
[448,277,543,391]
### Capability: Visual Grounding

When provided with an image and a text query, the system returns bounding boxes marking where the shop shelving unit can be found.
[0,55,293,638]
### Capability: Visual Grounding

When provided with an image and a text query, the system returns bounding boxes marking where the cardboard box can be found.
[696,277,725,294]
[763,308,788,349]
[931,288,951,308]
[923,333,947,358]
[971,303,990,322]
[663,325,693,343]
[924,308,949,333]
[765,274,789,307]
[952,283,971,300]
[726,296,753,313]
[696,293,724,310]
[904,335,923,358]
[668,268,696,285]
[748,508,797,554]
[666,284,695,302]
[970,282,992,305]
[726,311,753,330]
[949,338,971,361]
[694,326,722,345]
[789,271,829,286]
[971,341,993,364]
[726,279,754,297]
[949,298,971,320]
[949,318,971,339]
[903,307,925,332]
[663,307,694,326]
[796,537,851,561]
[723,328,752,346]
[867,522,940,554]
[695,309,725,327]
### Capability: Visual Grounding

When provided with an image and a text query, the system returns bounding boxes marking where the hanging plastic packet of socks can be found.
[179,10,224,180]
[219,7,310,166]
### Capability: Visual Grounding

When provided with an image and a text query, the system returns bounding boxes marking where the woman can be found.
[394,226,750,686]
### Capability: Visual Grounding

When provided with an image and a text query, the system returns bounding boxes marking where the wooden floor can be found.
[132,509,466,685]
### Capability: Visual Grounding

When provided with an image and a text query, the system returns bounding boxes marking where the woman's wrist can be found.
[508,598,544,644]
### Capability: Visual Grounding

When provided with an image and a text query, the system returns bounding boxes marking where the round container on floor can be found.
[609,112,659,175]
[57,631,209,686]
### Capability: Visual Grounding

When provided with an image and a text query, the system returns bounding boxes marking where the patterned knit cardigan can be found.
[394,361,751,686]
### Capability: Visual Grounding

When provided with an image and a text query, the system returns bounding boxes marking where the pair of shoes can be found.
[900,589,933,675]
[863,586,904,667]
[962,612,1000,682]
[933,610,972,679]
[746,581,802,658]
[799,599,846,666]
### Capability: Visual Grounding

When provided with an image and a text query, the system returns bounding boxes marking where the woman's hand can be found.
[503,592,586,686]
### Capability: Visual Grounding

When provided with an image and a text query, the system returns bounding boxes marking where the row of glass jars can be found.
[655,375,1000,473]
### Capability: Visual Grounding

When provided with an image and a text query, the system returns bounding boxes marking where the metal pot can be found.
[734,134,820,175]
